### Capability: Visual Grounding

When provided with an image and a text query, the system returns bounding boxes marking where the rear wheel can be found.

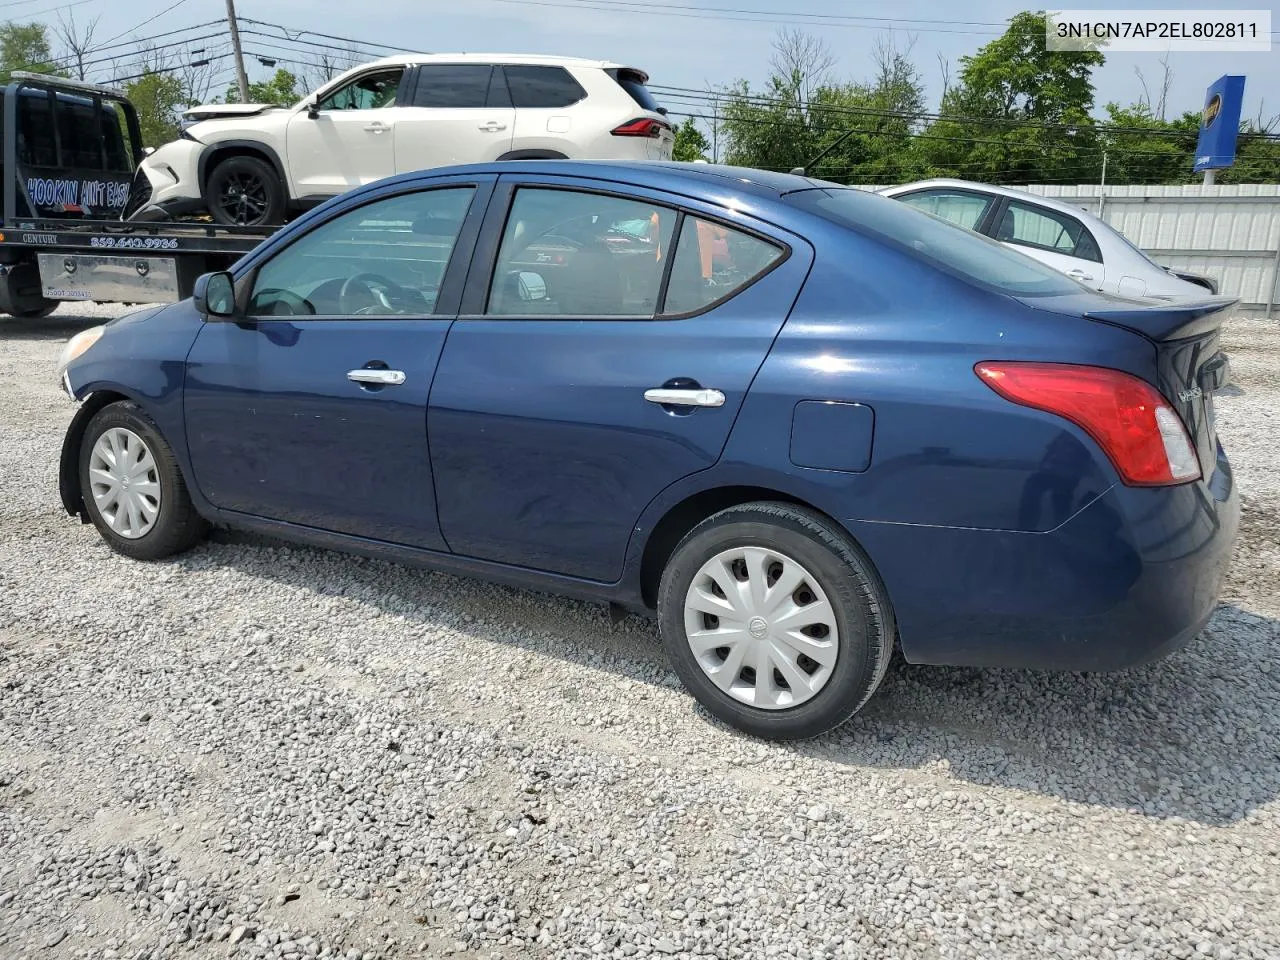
[12,299,58,319]
[79,401,208,560]
[657,502,895,741]
[206,155,284,227]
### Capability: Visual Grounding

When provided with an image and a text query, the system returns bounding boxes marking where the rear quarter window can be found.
[501,66,587,109]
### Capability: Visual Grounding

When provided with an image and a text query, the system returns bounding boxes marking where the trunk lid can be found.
[1018,291,1237,479]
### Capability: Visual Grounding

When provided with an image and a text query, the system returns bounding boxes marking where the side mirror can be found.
[142,146,156,157]
[515,271,547,302]
[306,99,320,119]
[193,271,237,318]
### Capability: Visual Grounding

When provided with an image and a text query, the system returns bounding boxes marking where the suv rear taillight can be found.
[975,361,1201,486]
[611,117,670,138]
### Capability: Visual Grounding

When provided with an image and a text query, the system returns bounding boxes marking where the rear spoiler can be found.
[1083,296,1238,342]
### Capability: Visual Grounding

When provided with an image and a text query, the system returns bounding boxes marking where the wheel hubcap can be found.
[89,427,161,540]
[683,546,839,710]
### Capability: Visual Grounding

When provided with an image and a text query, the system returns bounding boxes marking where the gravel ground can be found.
[2,304,1279,960]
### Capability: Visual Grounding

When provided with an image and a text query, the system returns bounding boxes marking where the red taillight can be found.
[975,362,1201,487]
[611,117,669,138]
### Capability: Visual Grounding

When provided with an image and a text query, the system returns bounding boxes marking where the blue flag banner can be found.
[1193,75,1246,172]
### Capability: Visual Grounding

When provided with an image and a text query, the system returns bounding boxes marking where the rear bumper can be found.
[851,444,1240,672]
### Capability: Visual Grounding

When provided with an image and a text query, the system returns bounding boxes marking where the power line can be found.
[480,0,1018,35]
[654,84,1280,142]
[98,0,195,48]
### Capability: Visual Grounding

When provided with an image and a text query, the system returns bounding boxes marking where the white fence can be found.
[856,183,1280,316]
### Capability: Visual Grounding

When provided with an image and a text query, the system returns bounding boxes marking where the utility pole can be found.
[1097,151,1107,218]
[225,0,250,103]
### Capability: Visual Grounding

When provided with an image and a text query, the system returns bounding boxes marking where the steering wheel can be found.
[339,272,407,315]
[251,288,313,316]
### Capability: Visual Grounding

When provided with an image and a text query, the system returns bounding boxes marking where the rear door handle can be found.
[348,368,405,385]
[363,122,390,134]
[1066,268,1095,281]
[644,388,725,408]
[479,121,507,131]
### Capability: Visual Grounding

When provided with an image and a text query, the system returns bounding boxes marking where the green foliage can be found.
[125,71,186,148]
[0,22,64,83]
[919,11,1105,184]
[672,117,709,162]
[719,38,930,184]
[224,69,304,107]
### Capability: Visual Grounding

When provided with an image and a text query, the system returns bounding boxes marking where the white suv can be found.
[124,54,674,225]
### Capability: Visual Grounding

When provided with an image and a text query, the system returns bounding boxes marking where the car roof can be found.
[880,178,1108,225]
[357,52,632,71]
[387,159,843,198]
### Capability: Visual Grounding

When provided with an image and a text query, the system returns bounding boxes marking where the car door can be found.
[183,177,493,549]
[426,177,812,582]
[393,64,515,171]
[285,67,407,198]
[988,198,1107,292]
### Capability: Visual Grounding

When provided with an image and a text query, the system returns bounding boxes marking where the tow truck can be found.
[0,73,273,317]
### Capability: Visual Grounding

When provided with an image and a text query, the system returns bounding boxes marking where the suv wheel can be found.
[206,155,285,227]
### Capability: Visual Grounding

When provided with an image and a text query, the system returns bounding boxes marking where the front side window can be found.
[895,190,993,231]
[411,65,495,108]
[995,201,1102,263]
[487,187,675,316]
[662,217,784,315]
[248,187,474,317]
[501,66,587,109]
[318,69,404,111]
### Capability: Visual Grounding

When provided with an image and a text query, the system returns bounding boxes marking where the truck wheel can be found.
[13,300,59,318]
[206,155,285,227]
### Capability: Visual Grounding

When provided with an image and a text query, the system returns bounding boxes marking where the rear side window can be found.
[608,68,662,113]
[994,200,1102,263]
[17,93,56,167]
[412,65,494,108]
[786,187,1081,298]
[501,66,586,108]
[662,217,783,315]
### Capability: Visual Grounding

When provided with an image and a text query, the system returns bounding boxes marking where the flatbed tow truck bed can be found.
[0,74,275,317]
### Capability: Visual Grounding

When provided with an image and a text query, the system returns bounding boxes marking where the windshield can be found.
[785,187,1084,298]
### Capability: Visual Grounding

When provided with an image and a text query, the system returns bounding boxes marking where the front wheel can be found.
[206,155,285,227]
[79,401,209,560]
[657,502,895,741]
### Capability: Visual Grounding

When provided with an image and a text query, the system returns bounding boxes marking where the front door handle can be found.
[363,122,390,134]
[348,368,406,385]
[644,387,725,408]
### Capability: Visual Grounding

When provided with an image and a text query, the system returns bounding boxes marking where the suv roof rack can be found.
[8,71,127,99]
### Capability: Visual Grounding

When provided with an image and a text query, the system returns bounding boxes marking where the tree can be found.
[919,11,1105,184]
[718,29,928,184]
[672,117,709,162]
[54,12,99,81]
[0,22,63,83]
[224,69,304,107]
[125,71,186,148]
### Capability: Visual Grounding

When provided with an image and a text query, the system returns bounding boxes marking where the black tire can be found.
[79,401,209,561]
[206,155,285,227]
[13,299,59,319]
[657,502,895,741]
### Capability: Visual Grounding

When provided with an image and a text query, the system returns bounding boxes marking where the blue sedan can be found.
[55,161,1240,741]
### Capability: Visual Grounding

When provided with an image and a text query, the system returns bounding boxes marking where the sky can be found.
[29,0,1280,124]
